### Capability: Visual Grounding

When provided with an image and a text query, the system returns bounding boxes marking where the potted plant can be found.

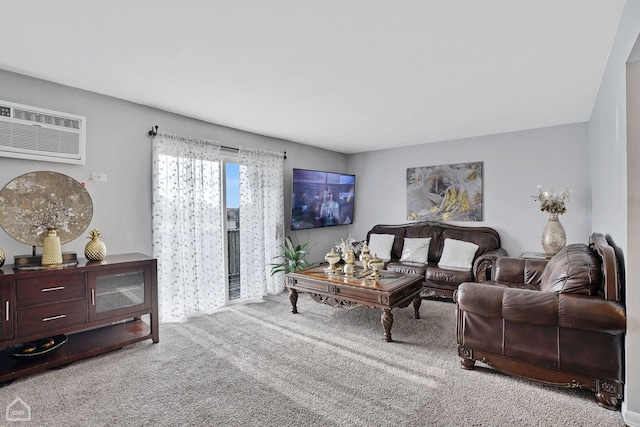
[270,236,317,275]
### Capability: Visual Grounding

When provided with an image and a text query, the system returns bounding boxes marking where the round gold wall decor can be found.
[0,171,93,246]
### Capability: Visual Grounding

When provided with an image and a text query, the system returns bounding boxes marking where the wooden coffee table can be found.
[285,265,423,342]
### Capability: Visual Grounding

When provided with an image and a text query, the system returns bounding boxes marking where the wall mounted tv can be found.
[291,168,355,230]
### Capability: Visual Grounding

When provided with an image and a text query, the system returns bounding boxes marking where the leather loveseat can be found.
[366,221,506,299]
[454,233,626,410]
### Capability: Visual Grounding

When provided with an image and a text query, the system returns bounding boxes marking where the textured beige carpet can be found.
[0,292,625,426]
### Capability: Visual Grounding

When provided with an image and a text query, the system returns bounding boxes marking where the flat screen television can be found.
[291,168,355,230]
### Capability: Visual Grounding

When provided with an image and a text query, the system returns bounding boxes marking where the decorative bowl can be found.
[6,334,68,360]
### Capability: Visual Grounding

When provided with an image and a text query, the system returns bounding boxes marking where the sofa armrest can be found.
[455,282,626,333]
[492,257,548,286]
[454,281,505,316]
[472,248,508,282]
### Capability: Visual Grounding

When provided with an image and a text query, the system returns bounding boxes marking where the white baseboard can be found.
[623,404,640,426]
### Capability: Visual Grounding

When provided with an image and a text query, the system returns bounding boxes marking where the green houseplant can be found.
[270,236,317,275]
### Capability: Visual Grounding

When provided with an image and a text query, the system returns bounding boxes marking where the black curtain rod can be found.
[148,126,286,159]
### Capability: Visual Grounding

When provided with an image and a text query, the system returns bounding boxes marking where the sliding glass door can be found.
[224,160,241,300]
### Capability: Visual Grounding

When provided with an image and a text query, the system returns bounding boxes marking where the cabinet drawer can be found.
[16,274,86,307]
[17,300,87,337]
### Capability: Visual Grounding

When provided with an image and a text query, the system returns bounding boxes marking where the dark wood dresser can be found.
[0,253,158,383]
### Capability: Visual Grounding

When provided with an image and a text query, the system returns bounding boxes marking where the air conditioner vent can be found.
[12,108,81,130]
[0,100,85,164]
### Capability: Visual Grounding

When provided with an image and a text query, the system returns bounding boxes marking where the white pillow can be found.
[368,233,396,261]
[438,238,479,270]
[399,237,431,264]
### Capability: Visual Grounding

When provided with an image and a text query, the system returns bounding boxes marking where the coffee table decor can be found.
[324,248,341,274]
[368,254,384,278]
[330,236,368,278]
[286,265,423,342]
[358,242,372,274]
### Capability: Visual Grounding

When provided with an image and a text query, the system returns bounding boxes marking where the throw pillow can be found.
[399,237,431,264]
[438,238,479,270]
[367,233,396,261]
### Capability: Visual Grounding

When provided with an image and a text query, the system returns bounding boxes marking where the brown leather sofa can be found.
[366,221,507,299]
[454,233,626,410]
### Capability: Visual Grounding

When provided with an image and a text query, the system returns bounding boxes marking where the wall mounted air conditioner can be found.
[0,100,86,165]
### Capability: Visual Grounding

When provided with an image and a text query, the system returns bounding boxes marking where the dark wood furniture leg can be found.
[412,295,421,319]
[381,309,394,342]
[289,288,299,314]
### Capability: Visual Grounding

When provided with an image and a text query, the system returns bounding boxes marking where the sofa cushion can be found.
[368,233,396,261]
[438,238,479,270]
[367,226,405,260]
[426,263,474,284]
[442,228,500,258]
[387,261,428,276]
[404,226,443,261]
[399,237,431,264]
[539,244,602,295]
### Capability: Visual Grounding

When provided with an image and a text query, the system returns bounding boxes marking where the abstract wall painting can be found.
[406,162,483,222]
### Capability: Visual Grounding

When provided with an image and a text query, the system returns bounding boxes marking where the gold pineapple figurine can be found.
[85,229,107,261]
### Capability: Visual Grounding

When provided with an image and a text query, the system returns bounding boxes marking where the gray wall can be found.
[588,0,640,422]
[0,69,348,264]
[347,123,590,257]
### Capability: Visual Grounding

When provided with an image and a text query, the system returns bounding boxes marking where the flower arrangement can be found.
[335,235,364,256]
[533,185,571,215]
[22,197,79,237]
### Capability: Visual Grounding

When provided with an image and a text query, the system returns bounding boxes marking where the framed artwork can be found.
[406,162,483,221]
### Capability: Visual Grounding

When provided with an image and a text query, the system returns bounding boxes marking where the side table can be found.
[520,252,552,260]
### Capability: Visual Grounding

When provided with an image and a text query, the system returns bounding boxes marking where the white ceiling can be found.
[0,1,626,154]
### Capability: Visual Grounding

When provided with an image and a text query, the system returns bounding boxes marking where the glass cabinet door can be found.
[89,264,152,320]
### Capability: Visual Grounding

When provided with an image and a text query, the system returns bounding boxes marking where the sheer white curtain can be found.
[152,132,225,320]
[238,146,285,300]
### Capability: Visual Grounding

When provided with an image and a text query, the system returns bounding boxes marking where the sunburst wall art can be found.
[406,162,483,222]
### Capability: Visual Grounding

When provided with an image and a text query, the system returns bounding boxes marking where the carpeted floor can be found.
[0,292,626,426]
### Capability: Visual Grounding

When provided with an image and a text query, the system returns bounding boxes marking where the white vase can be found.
[42,228,63,266]
[541,213,566,256]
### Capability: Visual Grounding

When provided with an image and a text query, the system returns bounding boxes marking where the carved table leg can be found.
[289,288,299,314]
[412,295,421,319]
[381,309,394,342]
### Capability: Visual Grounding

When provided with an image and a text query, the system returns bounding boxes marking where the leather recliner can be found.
[454,233,626,410]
